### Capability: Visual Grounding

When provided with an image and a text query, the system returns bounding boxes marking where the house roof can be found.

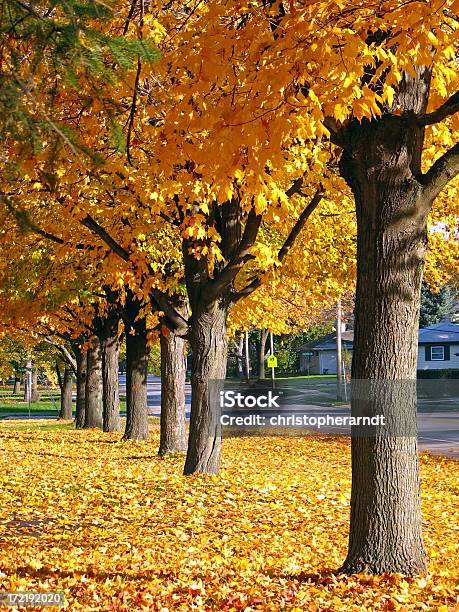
[298,322,459,352]
[418,322,459,344]
[298,331,354,353]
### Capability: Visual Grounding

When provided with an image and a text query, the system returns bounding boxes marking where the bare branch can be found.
[278,188,324,261]
[205,208,262,303]
[231,188,324,302]
[285,177,305,198]
[414,90,459,127]
[80,215,131,261]
[422,142,459,201]
[44,337,77,373]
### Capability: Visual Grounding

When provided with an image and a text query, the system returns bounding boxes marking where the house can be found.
[299,330,354,375]
[417,322,459,371]
[298,321,459,375]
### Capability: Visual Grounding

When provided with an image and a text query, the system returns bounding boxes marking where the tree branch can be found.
[205,207,262,303]
[2,195,65,244]
[323,117,346,147]
[149,289,189,336]
[2,195,95,249]
[79,214,188,334]
[421,142,459,201]
[414,90,459,126]
[44,337,77,374]
[80,215,131,261]
[277,188,324,261]
[285,177,305,198]
[231,188,324,303]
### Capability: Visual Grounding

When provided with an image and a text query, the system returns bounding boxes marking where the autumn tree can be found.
[3,0,459,576]
[132,0,459,573]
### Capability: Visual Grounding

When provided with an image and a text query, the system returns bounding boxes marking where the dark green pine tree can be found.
[0,1,158,167]
[419,282,457,328]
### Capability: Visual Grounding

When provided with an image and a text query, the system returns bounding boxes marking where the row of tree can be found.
[1,0,458,576]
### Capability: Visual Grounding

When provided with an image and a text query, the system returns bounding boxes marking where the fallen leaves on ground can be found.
[0,422,457,611]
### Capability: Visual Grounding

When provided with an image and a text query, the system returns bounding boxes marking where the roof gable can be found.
[298,322,459,352]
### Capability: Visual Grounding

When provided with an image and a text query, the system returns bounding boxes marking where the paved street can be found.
[261,381,459,459]
[118,374,192,416]
[2,375,458,459]
[119,375,459,459]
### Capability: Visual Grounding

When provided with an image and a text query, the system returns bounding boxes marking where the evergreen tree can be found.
[0,1,158,167]
[419,283,457,328]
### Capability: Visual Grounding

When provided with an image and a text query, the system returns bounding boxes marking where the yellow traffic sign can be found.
[267,354,277,368]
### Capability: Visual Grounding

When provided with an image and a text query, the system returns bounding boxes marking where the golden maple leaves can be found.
[0,422,457,610]
[1,0,458,341]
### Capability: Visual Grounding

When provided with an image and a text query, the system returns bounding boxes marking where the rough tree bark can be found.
[31,368,40,402]
[184,300,228,475]
[123,293,150,441]
[98,310,121,433]
[334,69,442,575]
[258,329,268,381]
[84,340,103,429]
[74,345,87,429]
[244,331,250,381]
[181,200,245,476]
[13,373,21,394]
[76,190,321,474]
[59,367,73,419]
[234,333,244,378]
[159,331,187,456]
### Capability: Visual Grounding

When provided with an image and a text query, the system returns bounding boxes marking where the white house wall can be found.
[417,344,459,370]
[319,351,338,375]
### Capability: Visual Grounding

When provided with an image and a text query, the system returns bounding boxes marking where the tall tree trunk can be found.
[184,301,228,475]
[31,368,40,402]
[59,368,73,419]
[56,362,63,393]
[235,333,244,378]
[84,341,103,429]
[100,314,121,433]
[159,332,187,456]
[13,375,21,394]
[258,328,268,381]
[244,331,250,381]
[338,71,431,574]
[74,347,87,429]
[124,313,149,441]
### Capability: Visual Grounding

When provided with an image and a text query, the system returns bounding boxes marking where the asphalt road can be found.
[3,375,458,459]
[117,375,459,460]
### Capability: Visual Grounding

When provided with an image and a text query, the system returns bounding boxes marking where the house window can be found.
[431,346,445,361]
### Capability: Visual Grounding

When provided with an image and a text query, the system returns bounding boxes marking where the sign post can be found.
[302,351,313,376]
[268,332,276,389]
[336,300,343,401]
[25,359,32,418]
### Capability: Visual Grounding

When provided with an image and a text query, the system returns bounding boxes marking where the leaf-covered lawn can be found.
[0,423,457,611]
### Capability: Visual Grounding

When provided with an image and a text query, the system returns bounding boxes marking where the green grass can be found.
[0,396,127,415]
[0,416,160,432]
[226,374,336,383]
[0,399,60,413]
[0,421,76,432]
